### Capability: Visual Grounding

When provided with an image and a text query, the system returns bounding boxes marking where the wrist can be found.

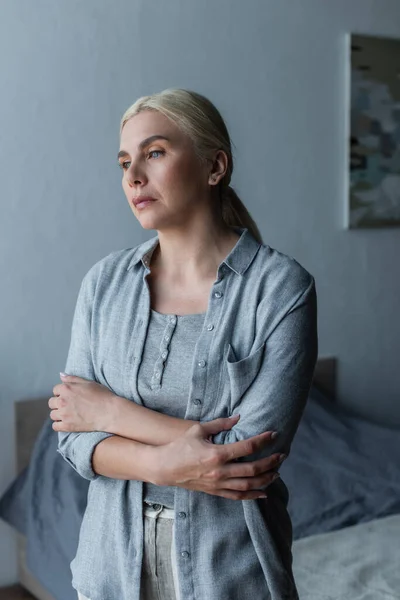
[146,445,164,485]
[102,393,125,434]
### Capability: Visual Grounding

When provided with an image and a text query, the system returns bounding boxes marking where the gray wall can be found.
[1,0,399,586]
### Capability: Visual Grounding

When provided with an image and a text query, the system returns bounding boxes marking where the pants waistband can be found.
[143,501,175,519]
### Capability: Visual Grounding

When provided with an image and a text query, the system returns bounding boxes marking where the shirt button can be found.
[170,316,176,324]
[155,372,161,378]
[152,504,162,511]
[197,360,206,368]
[207,324,214,331]
[181,551,190,558]
[178,512,187,519]
[165,336,170,341]
[161,351,168,359]
[193,399,202,406]
[214,291,223,298]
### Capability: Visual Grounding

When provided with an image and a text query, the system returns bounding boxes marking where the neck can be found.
[151,220,240,283]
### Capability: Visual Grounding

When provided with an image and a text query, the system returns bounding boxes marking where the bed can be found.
[1,357,400,600]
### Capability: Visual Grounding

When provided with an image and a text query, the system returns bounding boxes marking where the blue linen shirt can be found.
[57,226,318,600]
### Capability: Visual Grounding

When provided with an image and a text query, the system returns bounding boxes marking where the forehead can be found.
[120,110,182,147]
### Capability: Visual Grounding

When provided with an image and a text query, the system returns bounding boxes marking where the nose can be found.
[126,161,147,187]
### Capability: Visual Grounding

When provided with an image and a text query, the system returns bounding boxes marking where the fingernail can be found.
[258,493,268,499]
[60,372,67,378]
[272,472,280,481]
[271,431,279,439]
[279,454,287,462]
[232,414,240,420]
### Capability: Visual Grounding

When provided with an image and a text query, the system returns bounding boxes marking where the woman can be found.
[49,88,318,600]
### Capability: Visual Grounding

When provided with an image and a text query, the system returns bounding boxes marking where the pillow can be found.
[280,384,400,539]
[0,465,29,535]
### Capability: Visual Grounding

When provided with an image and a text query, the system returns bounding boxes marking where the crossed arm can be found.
[51,384,199,445]
[51,380,280,498]
[52,271,317,499]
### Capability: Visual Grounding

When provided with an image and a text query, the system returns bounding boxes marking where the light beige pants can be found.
[77,502,179,600]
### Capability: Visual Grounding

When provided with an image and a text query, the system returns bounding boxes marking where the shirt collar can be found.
[126,226,261,275]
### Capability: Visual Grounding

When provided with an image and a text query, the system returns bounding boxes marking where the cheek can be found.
[161,159,203,195]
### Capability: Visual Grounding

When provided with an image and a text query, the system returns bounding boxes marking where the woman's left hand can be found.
[49,374,117,433]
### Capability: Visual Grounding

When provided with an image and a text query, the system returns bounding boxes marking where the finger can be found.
[48,396,59,409]
[52,421,64,432]
[53,384,62,396]
[60,373,88,383]
[219,453,286,479]
[199,415,241,436]
[49,409,60,421]
[220,431,279,462]
[219,471,280,492]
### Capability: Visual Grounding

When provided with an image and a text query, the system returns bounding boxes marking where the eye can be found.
[117,149,164,171]
[148,149,164,159]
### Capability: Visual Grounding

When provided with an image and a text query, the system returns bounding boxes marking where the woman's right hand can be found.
[153,415,287,500]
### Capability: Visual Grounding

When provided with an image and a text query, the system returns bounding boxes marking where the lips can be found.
[132,196,157,209]
[132,196,155,206]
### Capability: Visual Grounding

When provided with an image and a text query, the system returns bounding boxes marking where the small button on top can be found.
[170,316,177,324]
[155,372,160,378]
[178,512,187,519]
[207,324,214,331]
[197,359,206,368]
[152,504,162,511]
[181,551,190,558]
[165,336,170,342]
[214,291,223,298]
[193,398,202,406]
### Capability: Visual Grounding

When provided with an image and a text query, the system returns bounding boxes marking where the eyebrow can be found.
[118,135,170,159]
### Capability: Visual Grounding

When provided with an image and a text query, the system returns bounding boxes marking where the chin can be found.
[134,213,163,231]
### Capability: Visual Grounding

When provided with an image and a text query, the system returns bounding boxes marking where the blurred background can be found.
[0,0,399,596]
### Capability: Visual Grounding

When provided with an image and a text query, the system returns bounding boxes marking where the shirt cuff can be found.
[57,431,115,480]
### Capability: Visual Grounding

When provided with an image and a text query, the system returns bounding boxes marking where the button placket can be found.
[184,276,227,422]
[151,314,177,389]
[194,280,224,372]
[174,274,228,589]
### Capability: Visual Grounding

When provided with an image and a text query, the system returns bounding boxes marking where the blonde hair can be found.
[120,88,263,244]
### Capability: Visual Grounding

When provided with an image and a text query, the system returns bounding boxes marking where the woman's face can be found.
[119,110,213,231]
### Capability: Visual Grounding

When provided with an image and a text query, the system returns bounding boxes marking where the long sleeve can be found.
[57,269,114,480]
[212,276,318,461]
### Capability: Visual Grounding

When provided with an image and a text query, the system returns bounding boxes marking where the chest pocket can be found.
[225,342,266,406]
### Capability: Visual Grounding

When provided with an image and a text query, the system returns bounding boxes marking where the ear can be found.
[208,149,229,186]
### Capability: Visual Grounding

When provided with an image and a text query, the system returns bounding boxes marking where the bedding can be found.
[0,465,29,535]
[1,383,400,600]
[280,385,400,539]
[292,513,400,599]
